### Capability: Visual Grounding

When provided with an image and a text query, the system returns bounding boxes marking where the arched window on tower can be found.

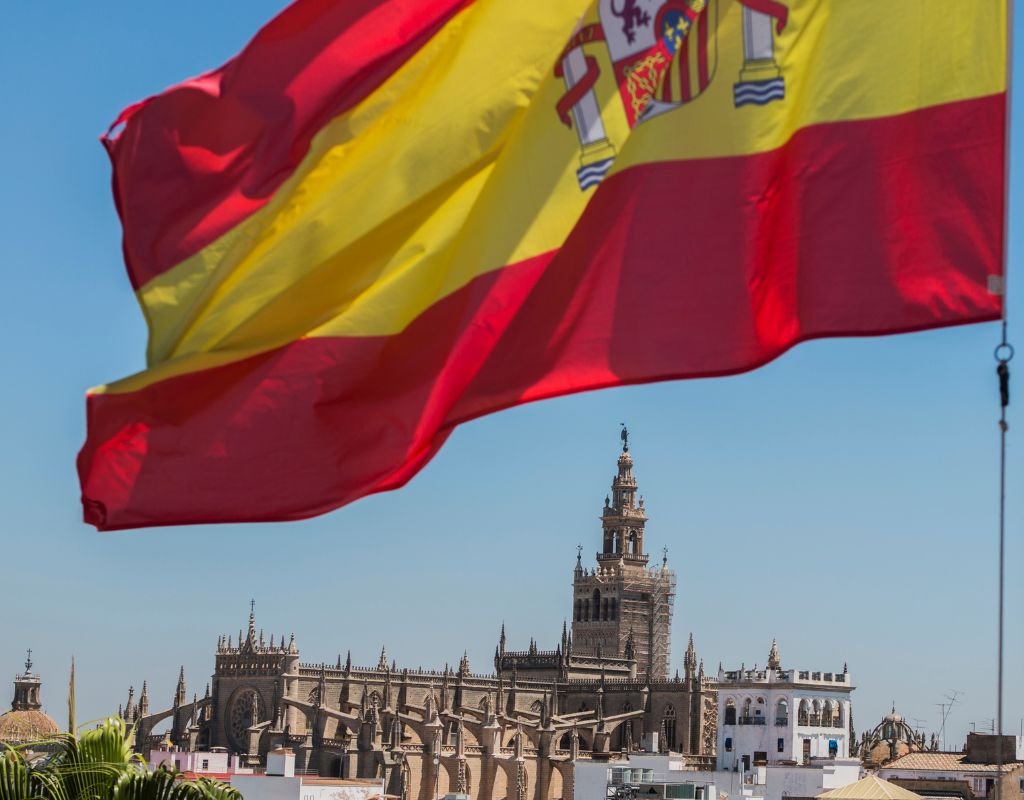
[662,704,677,751]
[603,598,609,620]
[593,589,601,620]
[574,599,582,622]
[610,598,617,620]
[834,701,844,728]
[613,530,620,554]
[584,600,590,621]
[798,699,809,726]
[629,531,638,555]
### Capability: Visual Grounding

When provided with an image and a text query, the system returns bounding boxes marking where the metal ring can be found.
[994,342,1015,363]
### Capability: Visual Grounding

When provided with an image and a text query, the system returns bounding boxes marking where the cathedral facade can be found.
[122,437,716,800]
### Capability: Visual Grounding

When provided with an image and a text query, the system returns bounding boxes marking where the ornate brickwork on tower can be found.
[570,428,675,682]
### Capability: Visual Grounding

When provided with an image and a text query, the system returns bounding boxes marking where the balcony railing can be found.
[739,716,766,726]
[794,715,844,728]
[775,718,789,726]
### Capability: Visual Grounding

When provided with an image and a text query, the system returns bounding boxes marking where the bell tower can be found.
[12,650,42,712]
[570,428,675,682]
[599,426,648,564]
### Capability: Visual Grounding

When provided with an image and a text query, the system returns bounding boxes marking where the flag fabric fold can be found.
[80,0,1007,530]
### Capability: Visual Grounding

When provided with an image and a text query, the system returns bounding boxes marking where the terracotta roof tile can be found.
[881,752,1023,773]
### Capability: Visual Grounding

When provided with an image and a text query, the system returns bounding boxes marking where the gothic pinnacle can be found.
[378,646,388,670]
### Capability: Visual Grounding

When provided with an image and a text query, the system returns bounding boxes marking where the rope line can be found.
[993,339,1011,800]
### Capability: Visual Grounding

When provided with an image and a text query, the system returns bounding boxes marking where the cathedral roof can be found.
[0,709,61,744]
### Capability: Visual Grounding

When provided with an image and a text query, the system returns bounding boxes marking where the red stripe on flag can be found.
[103,0,475,290]
[79,94,1004,530]
[697,9,709,91]
[677,34,691,102]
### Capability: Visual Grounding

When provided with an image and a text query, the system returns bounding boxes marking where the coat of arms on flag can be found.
[556,0,790,189]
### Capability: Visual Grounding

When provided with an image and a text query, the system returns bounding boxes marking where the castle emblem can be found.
[555,0,789,189]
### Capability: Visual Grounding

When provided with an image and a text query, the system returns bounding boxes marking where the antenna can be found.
[936,690,964,750]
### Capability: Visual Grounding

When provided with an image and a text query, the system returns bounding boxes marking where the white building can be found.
[232,749,384,800]
[149,746,253,777]
[573,753,861,800]
[717,640,853,770]
[574,755,719,800]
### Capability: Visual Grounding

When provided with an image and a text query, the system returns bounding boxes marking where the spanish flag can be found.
[79,0,1007,530]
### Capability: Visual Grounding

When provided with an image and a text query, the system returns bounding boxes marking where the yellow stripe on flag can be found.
[116,0,1004,397]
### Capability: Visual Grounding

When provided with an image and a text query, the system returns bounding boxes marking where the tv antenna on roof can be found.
[936,690,964,750]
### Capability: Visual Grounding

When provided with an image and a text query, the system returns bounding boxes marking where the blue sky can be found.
[0,1,1019,750]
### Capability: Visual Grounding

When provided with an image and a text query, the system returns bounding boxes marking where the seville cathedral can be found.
[116,433,717,800]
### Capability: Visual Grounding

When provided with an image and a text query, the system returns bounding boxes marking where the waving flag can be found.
[79,0,1007,530]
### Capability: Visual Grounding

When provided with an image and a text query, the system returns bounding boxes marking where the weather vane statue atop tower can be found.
[620,423,629,452]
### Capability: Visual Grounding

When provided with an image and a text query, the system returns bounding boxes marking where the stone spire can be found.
[124,686,136,722]
[174,666,186,707]
[138,681,149,717]
[287,633,298,654]
[378,646,388,670]
[241,600,257,652]
[459,651,470,677]
[499,623,507,655]
[684,633,697,681]
[767,638,781,671]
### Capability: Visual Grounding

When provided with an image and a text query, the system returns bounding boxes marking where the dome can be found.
[0,709,61,745]
[859,707,923,766]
